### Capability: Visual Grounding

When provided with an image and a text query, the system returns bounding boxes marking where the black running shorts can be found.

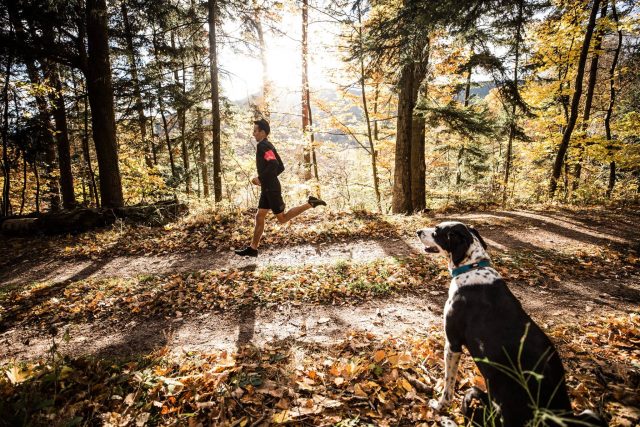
[258,191,285,214]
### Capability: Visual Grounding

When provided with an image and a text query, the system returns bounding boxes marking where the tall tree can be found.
[7,0,60,211]
[354,1,382,213]
[301,0,313,182]
[196,108,209,198]
[85,0,124,208]
[502,0,524,205]
[572,0,609,192]
[605,1,622,198]
[171,31,190,194]
[1,54,10,216]
[120,0,153,168]
[46,64,75,209]
[150,24,177,180]
[208,0,222,202]
[549,0,602,198]
[251,0,271,119]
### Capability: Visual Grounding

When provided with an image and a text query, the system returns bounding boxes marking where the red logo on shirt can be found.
[264,150,276,161]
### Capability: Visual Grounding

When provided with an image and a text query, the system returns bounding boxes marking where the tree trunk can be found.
[549,0,602,197]
[197,109,209,198]
[150,117,158,165]
[410,113,426,211]
[305,88,320,185]
[160,111,176,178]
[392,65,415,214]
[82,92,99,207]
[7,2,60,211]
[605,1,622,198]
[503,0,523,206]
[47,64,75,209]
[253,0,270,119]
[208,0,222,202]
[1,54,10,217]
[357,4,381,213]
[151,27,177,180]
[171,32,190,194]
[33,160,40,213]
[573,0,608,192]
[85,0,124,208]
[178,53,190,194]
[20,154,26,215]
[456,66,473,187]
[121,1,152,168]
[392,41,429,214]
[373,83,380,141]
[300,0,312,182]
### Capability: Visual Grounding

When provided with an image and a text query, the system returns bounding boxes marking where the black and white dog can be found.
[417,221,604,427]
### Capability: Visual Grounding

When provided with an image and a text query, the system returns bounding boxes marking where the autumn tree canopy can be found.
[0,0,638,216]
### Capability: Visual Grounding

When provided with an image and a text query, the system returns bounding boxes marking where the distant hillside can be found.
[458,80,496,101]
[232,81,496,145]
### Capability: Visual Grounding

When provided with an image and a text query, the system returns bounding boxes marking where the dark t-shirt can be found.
[256,139,285,191]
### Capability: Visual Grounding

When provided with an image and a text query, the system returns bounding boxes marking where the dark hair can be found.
[254,119,270,135]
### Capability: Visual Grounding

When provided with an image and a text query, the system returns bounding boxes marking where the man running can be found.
[235,119,326,257]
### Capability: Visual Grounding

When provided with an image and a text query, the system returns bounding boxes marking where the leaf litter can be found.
[1,315,638,426]
[1,207,639,425]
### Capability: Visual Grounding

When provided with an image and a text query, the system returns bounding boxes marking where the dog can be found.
[416,221,605,427]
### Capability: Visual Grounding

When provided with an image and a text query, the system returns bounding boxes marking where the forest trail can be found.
[2,208,639,363]
[3,208,638,286]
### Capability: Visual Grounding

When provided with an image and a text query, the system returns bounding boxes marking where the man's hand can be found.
[251,177,261,186]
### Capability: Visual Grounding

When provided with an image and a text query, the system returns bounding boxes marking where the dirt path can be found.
[1,238,422,286]
[1,209,638,363]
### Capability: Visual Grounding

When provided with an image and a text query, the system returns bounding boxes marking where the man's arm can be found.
[258,147,280,184]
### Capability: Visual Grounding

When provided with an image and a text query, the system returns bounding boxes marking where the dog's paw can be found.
[429,398,448,412]
[439,417,457,427]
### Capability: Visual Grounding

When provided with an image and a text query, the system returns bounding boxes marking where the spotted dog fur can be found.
[416,221,605,427]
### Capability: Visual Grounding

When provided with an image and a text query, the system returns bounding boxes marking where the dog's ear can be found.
[468,226,487,249]
[448,227,473,266]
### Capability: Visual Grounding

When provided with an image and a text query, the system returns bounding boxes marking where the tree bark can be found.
[305,88,320,183]
[85,0,124,208]
[605,1,622,198]
[301,0,312,182]
[392,42,429,214]
[410,113,426,211]
[357,3,381,213]
[151,27,177,180]
[82,91,99,207]
[392,65,414,213]
[180,54,190,195]
[171,32,190,194]
[197,108,209,198]
[573,0,608,192]
[549,0,602,198]
[121,1,152,168]
[456,66,473,187]
[1,54,10,217]
[20,154,26,214]
[7,2,60,211]
[208,0,222,202]
[33,160,40,213]
[253,0,270,119]
[503,0,523,206]
[47,64,75,209]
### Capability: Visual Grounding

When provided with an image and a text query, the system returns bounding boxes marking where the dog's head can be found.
[416,221,488,266]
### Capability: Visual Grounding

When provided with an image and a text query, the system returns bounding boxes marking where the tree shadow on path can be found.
[235,263,258,350]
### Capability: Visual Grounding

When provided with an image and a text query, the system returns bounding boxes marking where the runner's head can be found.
[253,119,270,142]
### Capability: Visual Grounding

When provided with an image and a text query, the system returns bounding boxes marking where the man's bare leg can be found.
[250,208,270,249]
[275,203,312,224]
